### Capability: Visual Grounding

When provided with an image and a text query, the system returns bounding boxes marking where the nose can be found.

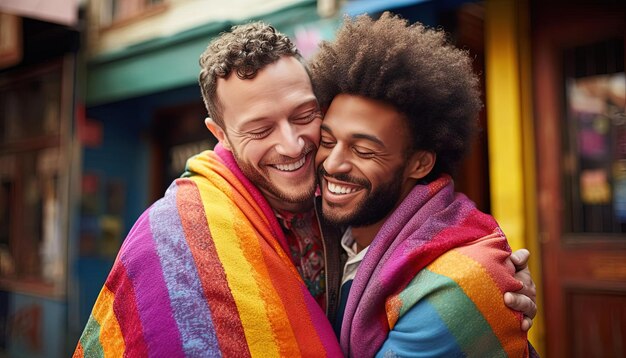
[322,145,352,175]
[275,123,305,157]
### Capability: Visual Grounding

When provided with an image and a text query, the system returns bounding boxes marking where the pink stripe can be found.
[300,285,343,356]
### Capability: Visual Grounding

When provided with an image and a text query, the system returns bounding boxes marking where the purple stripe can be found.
[119,207,184,357]
[149,181,221,356]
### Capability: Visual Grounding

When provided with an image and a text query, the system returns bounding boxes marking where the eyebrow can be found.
[320,124,333,133]
[320,124,385,147]
[353,133,385,147]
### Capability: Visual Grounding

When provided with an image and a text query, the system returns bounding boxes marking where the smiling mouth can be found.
[326,181,362,195]
[272,155,307,172]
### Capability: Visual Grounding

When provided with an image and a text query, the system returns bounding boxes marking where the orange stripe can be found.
[427,249,527,357]
[385,294,403,328]
[454,233,523,293]
[91,286,125,357]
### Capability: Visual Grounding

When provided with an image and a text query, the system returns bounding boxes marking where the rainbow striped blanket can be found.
[74,144,341,357]
[340,176,529,357]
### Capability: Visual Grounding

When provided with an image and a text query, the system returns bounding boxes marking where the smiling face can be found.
[316,94,433,228]
[208,56,322,212]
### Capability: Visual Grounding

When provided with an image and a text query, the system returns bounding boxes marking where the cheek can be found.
[363,162,395,185]
[233,139,267,166]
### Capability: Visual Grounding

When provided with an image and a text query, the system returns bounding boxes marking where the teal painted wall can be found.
[86,1,340,106]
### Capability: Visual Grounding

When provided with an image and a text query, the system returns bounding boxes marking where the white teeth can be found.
[328,182,358,195]
[274,156,306,172]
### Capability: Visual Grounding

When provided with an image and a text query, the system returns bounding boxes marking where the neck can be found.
[351,221,386,253]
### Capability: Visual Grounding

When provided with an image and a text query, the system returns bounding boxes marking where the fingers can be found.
[515,268,537,300]
[507,249,537,332]
[511,248,530,270]
[504,292,537,319]
[504,292,536,331]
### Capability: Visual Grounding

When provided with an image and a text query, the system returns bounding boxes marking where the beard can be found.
[318,165,405,227]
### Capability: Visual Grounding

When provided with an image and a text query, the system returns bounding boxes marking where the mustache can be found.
[317,165,371,190]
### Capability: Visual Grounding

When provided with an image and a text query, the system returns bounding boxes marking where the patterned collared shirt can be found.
[275,208,326,310]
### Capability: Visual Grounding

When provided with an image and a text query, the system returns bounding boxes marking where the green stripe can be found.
[78,315,105,358]
[397,269,507,357]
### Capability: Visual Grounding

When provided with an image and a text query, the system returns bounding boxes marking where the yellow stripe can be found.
[92,286,125,357]
[195,179,283,357]
[427,250,526,357]
[230,196,302,356]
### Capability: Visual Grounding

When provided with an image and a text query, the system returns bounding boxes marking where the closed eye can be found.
[292,110,322,124]
[320,140,335,148]
[353,147,375,158]
[247,127,272,139]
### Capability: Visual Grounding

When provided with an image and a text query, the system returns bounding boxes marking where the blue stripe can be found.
[393,268,506,357]
[149,181,221,355]
[376,300,464,357]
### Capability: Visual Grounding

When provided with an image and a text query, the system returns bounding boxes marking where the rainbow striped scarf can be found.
[74,144,341,357]
[340,175,529,357]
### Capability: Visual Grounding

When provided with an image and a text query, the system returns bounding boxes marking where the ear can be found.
[205,117,232,151]
[406,150,436,180]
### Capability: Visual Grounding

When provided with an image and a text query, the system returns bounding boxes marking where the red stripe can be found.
[106,260,149,357]
[176,179,251,357]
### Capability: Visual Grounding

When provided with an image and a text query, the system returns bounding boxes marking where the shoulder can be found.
[379,233,527,357]
[116,183,192,268]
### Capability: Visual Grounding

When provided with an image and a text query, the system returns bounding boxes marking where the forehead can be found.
[323,94,408,143]
[216,56,316,126]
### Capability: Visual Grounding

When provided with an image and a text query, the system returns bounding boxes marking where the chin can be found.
[278,186,316,204]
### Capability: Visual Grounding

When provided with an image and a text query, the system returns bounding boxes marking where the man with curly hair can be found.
[75,19,536,357]
[74,23,343,357]
[311,13,535,357]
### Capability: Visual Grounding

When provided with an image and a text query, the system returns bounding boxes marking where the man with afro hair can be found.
[311,12,535,357]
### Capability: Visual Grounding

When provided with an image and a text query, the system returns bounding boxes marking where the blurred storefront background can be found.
[0,0,624,356]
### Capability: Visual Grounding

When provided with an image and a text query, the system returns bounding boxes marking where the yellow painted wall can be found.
[484,0,545,355]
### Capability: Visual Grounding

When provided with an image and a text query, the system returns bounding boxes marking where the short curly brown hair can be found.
[309,12,482,181]
[198,22,303,127]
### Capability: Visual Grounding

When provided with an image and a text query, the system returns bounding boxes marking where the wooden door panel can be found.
[532,2,626,357]
[568,289,626,358]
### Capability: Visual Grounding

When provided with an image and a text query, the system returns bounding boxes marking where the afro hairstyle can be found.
[309,12,483,181]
